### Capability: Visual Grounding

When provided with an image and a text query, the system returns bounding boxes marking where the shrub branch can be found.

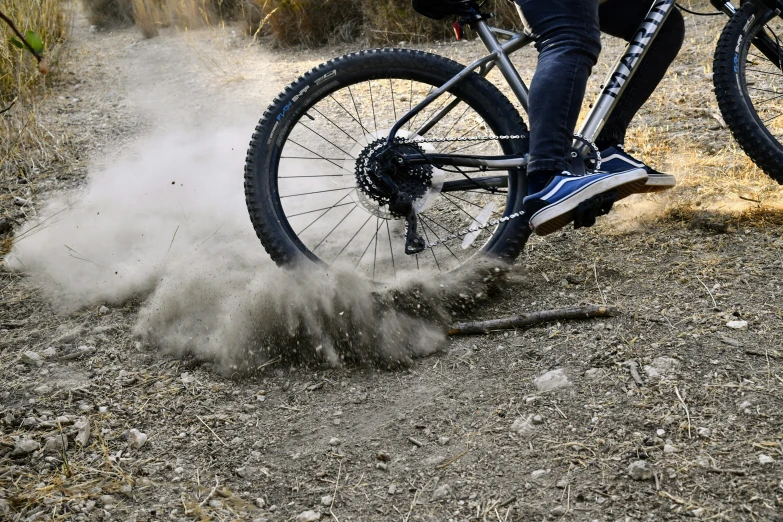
[0,9,43,62]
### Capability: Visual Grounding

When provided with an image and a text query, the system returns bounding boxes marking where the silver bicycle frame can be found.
[390,0,678,172]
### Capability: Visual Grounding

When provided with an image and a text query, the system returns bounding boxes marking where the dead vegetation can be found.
[81,0,523,43]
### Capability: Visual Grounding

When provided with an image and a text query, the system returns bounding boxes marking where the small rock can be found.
[320,495,333,506]
[656,428,665,437]
[510,415,536,437]
[726,320,748,329]
[697,427,711,438]
[295,510,320,522]
[120,484,133,496]
[328,437,341,446]
[20,351,43,366]
[229,437,242,446]
[209,499,223,509]
[531,414,544,425]
[99,495,115,506]
[12,438,40,456]
[584,368,603,380]
[438,436,450,446]
[759,454,775,465]
[555,478,569,489]
[534,369,571,392]
[127,429,147,449]
[628,460,653,481]
[44,433,68,454]
[663,444,677,454]
[181,373,195,385]
[550,506,566,517]
[84,500,96,512]
[388,484,397,495]
[0,499,9,515]
[376,462,388,471]
[255,497,266,508]
[431,483,452,501]
[530,469,549,480]
[99,305,109,314]
[738,400,752,411]
[236,466,259,479]
[652,356,678,372]
[423,455,445,467]
[41,347,57,358]
[74,418,91,446]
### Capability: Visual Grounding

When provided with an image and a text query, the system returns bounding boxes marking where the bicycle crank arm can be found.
[404,153,527,171]
[441,175,509,192]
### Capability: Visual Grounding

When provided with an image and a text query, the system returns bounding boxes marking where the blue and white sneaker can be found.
[523,168,648,236]
[600,144,676,193]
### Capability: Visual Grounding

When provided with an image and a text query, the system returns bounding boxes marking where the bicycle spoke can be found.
[347,85,370,139]
[294,192,356,235]
[355,217,384,269]
[332,213,373,264]
[385,219,396,279]
[328,94,372,137]
[368,81,378,133]
[281,157,350,162]
[281,186,353,199]
[287,139,354,173]
[300,123,356,158]
[389,79,397,123]
[313,205,358,253]
[288,199,354,219]
[310,107,365,146]
[419,216,461,263]
[418,221,442,271]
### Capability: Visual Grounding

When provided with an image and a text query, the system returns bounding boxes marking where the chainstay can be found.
[398,133,600,249]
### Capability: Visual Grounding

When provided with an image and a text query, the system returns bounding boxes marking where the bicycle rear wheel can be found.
[244,48,530,281]
[714,0,783,184]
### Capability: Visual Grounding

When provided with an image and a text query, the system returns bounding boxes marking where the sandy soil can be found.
[2,4,783,522]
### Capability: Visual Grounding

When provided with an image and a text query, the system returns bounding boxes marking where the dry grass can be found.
[0,0,70,184]
[131,0,163,38]
[83,0,523,44]
[0,0,68,100]
[80,0,135,27]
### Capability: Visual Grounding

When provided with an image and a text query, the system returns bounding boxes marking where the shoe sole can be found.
[530,169,648,236]
[638,174,676,193]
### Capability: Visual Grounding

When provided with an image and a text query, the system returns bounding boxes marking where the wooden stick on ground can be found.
[448,304,620,336]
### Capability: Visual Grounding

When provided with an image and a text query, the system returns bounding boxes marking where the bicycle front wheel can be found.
[244,48,530,281]
[714,0,783,184]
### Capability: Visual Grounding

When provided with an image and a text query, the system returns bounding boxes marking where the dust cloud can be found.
[5,124,480,373]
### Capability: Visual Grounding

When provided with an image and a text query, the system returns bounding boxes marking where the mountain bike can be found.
[244,0,783,281]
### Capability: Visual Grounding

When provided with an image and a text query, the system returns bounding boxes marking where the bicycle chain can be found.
[400,133,600,249]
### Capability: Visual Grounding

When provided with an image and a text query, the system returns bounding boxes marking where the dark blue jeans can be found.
[515,0,684,177]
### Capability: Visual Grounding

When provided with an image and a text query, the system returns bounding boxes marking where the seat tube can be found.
[474,20,529,112]
[577,0,676,143]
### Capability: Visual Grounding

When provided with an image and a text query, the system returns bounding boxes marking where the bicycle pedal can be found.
[574,189,618,230]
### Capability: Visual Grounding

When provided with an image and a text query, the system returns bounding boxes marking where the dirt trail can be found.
[2,6,783,522]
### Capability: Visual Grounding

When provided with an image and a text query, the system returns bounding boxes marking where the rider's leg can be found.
[516,0,602,190]
[515,0,648,235]
[595,0,685,191]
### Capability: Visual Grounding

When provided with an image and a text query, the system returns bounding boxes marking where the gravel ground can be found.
[2,3,783,521]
